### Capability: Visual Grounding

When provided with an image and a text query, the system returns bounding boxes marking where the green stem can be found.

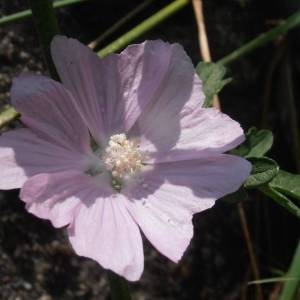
[278,240,300,300]
[218,10,300,65]
[27,0,60,79]
[0,0,86,27]
[97,0,189,58]
[107,271,132,300]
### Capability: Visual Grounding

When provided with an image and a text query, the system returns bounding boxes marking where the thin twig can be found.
[238,203,264,300]
[191,0,220,109]
[88,0,155,50]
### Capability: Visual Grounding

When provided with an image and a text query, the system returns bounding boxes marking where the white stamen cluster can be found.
[103,134,143,179]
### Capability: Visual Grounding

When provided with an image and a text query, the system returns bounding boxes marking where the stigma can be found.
[103,134,143,179]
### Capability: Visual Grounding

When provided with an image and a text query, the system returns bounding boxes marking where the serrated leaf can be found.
[259,186,300,218]
[244,157,279,188]
[269,170,300,202]
[196,62,231,107]
[231,127,274,158]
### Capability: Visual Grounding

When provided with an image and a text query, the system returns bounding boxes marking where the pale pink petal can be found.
[51,35,112,142]
[68,192,144,281]
[21,168,144,280]
[124,154,251,262]
[124,190,194,263]
[11,74,90,153]
[143,108,245,163]
[51,36,202,143]
[0,129,88,190]
[129,43,204,152]
[21,171,95,228]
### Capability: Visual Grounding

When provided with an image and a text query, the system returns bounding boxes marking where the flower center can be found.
[103,133,143,179]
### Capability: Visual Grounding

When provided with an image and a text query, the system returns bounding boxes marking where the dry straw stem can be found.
[191,0,220,109]
[192,0,211,61]
[238,203,264,300]
[191,1,263,299]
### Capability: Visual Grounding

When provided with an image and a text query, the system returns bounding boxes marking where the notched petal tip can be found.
[50,35,84,67]
[51,34,94,61]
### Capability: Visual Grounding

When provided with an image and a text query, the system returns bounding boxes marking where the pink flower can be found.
[0,36,251,281]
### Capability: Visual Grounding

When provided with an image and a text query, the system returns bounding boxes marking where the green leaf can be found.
[244,157,279,188]
[231,127,274,158]
[269,170,300,202]
[259,186,300,218]
[196,62,231,107]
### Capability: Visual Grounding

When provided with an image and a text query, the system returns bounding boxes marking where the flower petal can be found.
[21,169,143,280]
[51,36,201,144]
[11,74,90,153]
[129,42,204,152]
[144,108,245,163]
[0,129,88,190]
[124,190,194,263]
[21,171,94,228]
[68,192,144,281]
[124,154,251,262]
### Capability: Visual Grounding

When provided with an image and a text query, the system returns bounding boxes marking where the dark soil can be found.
[0,1,299,299]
